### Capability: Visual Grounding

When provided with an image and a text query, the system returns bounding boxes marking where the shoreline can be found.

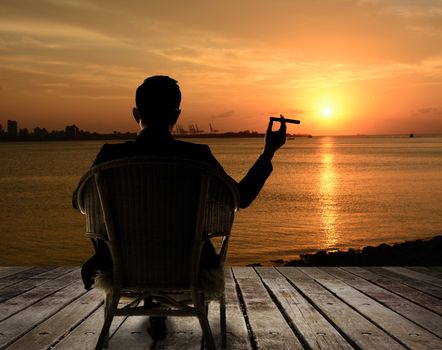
[261,235,442,266]
[1,133,442,143]
[0,236,440,267]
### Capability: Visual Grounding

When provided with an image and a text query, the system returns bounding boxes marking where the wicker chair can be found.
[75,157,240,349]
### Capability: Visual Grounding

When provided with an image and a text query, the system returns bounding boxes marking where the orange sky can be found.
[0,0,441,135]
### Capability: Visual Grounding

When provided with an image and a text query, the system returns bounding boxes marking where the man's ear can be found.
[133,107,141,124]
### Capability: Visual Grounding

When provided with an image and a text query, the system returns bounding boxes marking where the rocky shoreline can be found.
[271,235,442,266]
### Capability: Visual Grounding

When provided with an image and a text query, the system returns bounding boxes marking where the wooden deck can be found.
[0,266,441,349]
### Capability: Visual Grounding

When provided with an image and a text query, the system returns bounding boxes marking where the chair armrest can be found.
[206,232,229,239]
[86,232,108,240]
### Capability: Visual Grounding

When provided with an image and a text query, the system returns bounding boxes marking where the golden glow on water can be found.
[319,141,339,249]
[1,137,442,266]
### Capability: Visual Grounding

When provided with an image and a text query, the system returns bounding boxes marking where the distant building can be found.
[65,124,79,137]
[0,123,3,134]
[34,126,49,137]
[19,128,29,136]
[7,120,18,136]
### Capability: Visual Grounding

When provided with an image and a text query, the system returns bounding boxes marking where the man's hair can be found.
[135,76,181,123]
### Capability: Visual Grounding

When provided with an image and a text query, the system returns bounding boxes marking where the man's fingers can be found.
[278,115,286,132]
[267,120,274,132]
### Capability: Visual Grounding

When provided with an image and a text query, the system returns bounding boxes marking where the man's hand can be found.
[263,116,287,158]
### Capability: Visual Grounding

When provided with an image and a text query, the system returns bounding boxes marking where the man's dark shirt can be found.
[75,128,273,289]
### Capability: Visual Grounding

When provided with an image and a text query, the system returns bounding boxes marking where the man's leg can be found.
[144,297,167,341]
[81,238,112,290]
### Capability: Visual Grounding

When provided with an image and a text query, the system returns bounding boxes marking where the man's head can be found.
[133,75,181,129]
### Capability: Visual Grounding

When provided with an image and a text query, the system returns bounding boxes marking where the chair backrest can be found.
[76,157,239,291]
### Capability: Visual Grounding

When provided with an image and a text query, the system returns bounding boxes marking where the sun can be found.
[322,107,333,118]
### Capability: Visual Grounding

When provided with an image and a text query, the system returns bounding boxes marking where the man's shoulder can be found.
[169,139,221,165]
[93,138,216,166]
[172,138,210,150]
[101,141,136,154]
[93,141,136,165]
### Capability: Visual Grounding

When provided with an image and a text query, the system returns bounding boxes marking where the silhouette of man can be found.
[74,75,286,340]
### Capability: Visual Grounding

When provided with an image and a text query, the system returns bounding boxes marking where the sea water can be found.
[0,135,441,265]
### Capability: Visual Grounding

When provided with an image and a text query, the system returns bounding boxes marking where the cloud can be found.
[413,107,442,117]
[287,108,305,115]
[153,45,419,91]
[0,20,114,43]
[211,110,235,119]
[382,108,442,134]
[45,0,102,11]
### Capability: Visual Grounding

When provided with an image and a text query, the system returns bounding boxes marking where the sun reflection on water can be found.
[319,141,339,249]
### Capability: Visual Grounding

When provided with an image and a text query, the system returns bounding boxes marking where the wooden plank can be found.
[0,267,60,296]
[135,295,201,349]
[219,268,252,349]
[0,279,20,290]
[6,288,103,350]
[323,267,442,337]
[51,307,126,350]
[0,279,87,348]
[154,316,201,350]
[154,295,228,349]
[368,267,442,299]
[0,268,81,322]
[28,266,78,279]
[342,267,442,316]
[0,267,33,279]
[198,268,252,349]
[207,299,222,348]
[233,267,304,349]
[256,267,353,350]
[277,266,405,350]
[167,268,252,350]
[407,267,442,280]
[0,266,56,281]
[300,267,442,350]
[0,266,54,294]
[383,267,442,288]
[0,278,27,290]
[103,295,200,349]
[104,313,154,350]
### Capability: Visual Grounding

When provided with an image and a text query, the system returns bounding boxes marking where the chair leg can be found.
[198,314,216,350]
[200,330,205,350]
[197,301,216,350]
[96,291,119,349]
[220,294,227,349]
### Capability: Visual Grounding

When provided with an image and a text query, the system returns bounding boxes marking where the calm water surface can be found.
[1,136,441,265]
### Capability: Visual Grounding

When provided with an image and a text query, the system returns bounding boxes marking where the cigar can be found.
[270,115,301,124]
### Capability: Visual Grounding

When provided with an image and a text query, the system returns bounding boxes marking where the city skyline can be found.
[1,117,439,141]
[0,118,268,139]
[0,118,136,140]
[0,1,442,135]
